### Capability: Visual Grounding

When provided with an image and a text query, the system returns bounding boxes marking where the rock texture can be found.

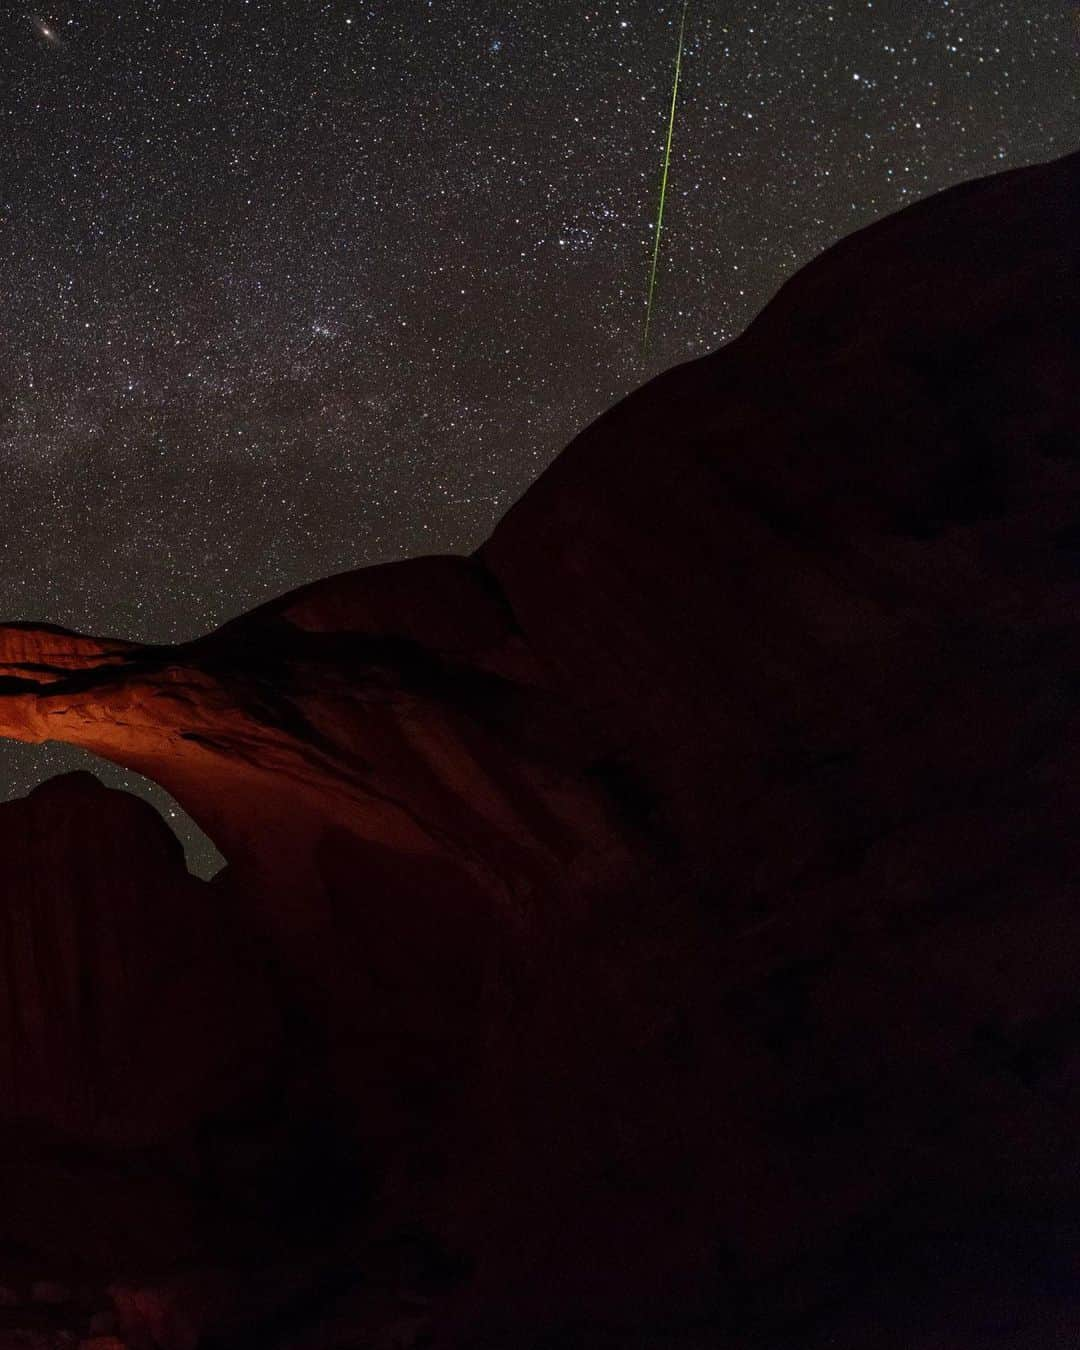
[0,773,278,1273]
[0,773,270,1146]
[0,150,1076,1346]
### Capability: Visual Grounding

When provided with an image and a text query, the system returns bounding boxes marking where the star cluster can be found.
[0,0,1074,874]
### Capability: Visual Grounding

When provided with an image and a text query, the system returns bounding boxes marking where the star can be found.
[0,0,1070,874]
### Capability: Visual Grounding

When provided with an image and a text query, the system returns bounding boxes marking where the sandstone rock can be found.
[28,1287,69,1308]
[0,774,281,1270]
[0,150,1076,1345]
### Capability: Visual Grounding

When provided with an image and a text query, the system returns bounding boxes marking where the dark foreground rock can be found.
[0,150,1076,1346]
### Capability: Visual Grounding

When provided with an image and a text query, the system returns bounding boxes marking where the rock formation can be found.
[0,150,1076,1347]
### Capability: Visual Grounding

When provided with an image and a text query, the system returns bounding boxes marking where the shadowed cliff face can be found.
[0,772,272,1144]
[0,152,1076,1347]
[0,773,280,1275]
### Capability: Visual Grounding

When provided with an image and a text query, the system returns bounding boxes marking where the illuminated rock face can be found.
[0,152,1076,1345]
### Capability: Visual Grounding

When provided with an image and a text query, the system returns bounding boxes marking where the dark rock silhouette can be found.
[0,150,1076,1347]
[0,772,287,1350]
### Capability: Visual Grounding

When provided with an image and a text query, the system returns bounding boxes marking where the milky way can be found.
[0,0,1074,874]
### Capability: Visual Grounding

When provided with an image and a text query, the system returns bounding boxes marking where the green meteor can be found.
[642,0,690,362]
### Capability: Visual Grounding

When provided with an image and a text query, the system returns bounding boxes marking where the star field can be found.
[0,0,1074,875]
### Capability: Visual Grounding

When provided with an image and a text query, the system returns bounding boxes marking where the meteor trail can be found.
[641,0,690,362]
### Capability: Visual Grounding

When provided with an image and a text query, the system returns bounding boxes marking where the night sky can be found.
[0,0,1074,875]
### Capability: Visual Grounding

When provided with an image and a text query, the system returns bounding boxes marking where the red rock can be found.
[28,1287,69,1308]
[0,150,1076,1344]
[0,773,279,1270]
[0,773,274,1146]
